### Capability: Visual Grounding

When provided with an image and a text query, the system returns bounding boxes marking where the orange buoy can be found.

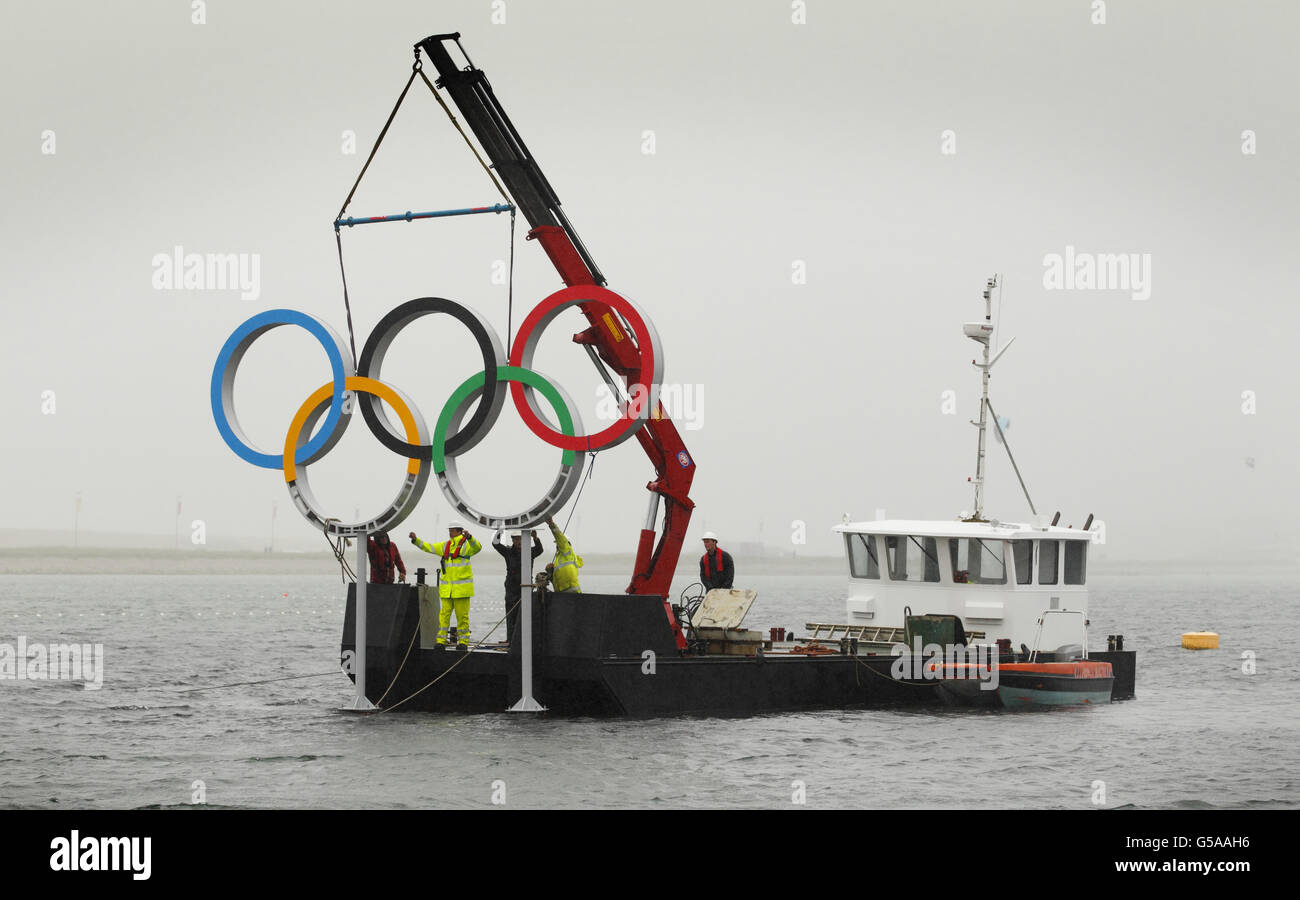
[1182,631,1219,650]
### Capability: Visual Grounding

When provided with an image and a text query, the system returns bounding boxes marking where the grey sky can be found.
[3,1,1297,561]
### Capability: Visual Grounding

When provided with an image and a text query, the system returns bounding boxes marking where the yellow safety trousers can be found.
[438,597,471,645]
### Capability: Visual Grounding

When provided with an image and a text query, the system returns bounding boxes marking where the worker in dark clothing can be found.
[367,531,406,584]
[493,529,544,644]
[699,531,734,590]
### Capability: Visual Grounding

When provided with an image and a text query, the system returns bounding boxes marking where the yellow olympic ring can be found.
[283,376,425,483]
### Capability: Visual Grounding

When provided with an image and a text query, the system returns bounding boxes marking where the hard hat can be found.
[702,531,718,541]
[448,520,465,530]
[508,530,523,539]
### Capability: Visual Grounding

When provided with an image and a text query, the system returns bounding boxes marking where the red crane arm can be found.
[529,227,697,605]
[417,35,695,647]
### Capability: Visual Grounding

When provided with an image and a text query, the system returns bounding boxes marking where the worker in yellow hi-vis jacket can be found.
[544,515,582,593]
[409,521,482,648]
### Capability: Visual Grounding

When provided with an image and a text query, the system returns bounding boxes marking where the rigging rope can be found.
[852,653,940,687]
[507,207,516,355]
[373,612,420,708]
[377,597,518,713]
[332,66,420,369]
[336,67,421,223]
[324,523,356,582]
[562,452,597,534]
[334,230,359,368]
[414,67,511,204]
[176,671,339,694]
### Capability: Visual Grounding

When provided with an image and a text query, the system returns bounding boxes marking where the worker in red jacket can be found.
[367,531,407,584]
[699,531,734,591]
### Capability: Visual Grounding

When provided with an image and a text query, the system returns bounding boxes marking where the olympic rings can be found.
[211,285,664,535]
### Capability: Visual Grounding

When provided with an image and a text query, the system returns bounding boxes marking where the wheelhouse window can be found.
[884,535,940,583]
[1064,541,1088,585]
[1038,540,1059,585]
[846,533,879,579]
[949,538,1008,585]
[1012,540,1033,585]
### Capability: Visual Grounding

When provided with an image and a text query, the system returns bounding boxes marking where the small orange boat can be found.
[935,611,1114,707]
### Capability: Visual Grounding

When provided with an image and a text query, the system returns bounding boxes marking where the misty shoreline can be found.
[1,546,1292,578]
[0,546,843,577]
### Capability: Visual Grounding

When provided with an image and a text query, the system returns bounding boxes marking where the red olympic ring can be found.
[507,285,662,453]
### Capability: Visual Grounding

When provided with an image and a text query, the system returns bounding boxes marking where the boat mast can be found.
[965,276,998,522]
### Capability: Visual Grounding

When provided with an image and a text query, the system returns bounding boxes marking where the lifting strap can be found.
[415,67,510,204]
[332,51,514,367]
[507,207,516,353]
[333,228,360,368]
[333,66,419,367]
[336,68,420,224]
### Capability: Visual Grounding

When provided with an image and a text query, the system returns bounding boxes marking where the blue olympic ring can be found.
[211,309,354,469]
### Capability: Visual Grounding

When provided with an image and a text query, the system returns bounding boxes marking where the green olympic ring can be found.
[432,365,586,530]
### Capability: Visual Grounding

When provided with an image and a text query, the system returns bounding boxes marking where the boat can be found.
[933,610,1115,708]
[833,276,1123,710]
[341,275,1136,715]
[995,660,1115,707]
[833,276,1098,654]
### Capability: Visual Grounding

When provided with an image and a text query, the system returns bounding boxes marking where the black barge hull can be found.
[341,585,1136,716]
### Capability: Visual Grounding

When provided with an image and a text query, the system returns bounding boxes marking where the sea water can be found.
[0,572,1296,809]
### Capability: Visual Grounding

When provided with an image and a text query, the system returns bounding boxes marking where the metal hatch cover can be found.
[694,589,758,631]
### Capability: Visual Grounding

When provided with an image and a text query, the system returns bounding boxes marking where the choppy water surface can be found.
[0,571,1296,809]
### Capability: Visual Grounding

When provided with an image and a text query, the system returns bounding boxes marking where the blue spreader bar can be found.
[335,203,514,229]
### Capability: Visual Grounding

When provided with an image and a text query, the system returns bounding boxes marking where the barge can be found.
[341,584,1134,715]
[340,270,1136,716]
